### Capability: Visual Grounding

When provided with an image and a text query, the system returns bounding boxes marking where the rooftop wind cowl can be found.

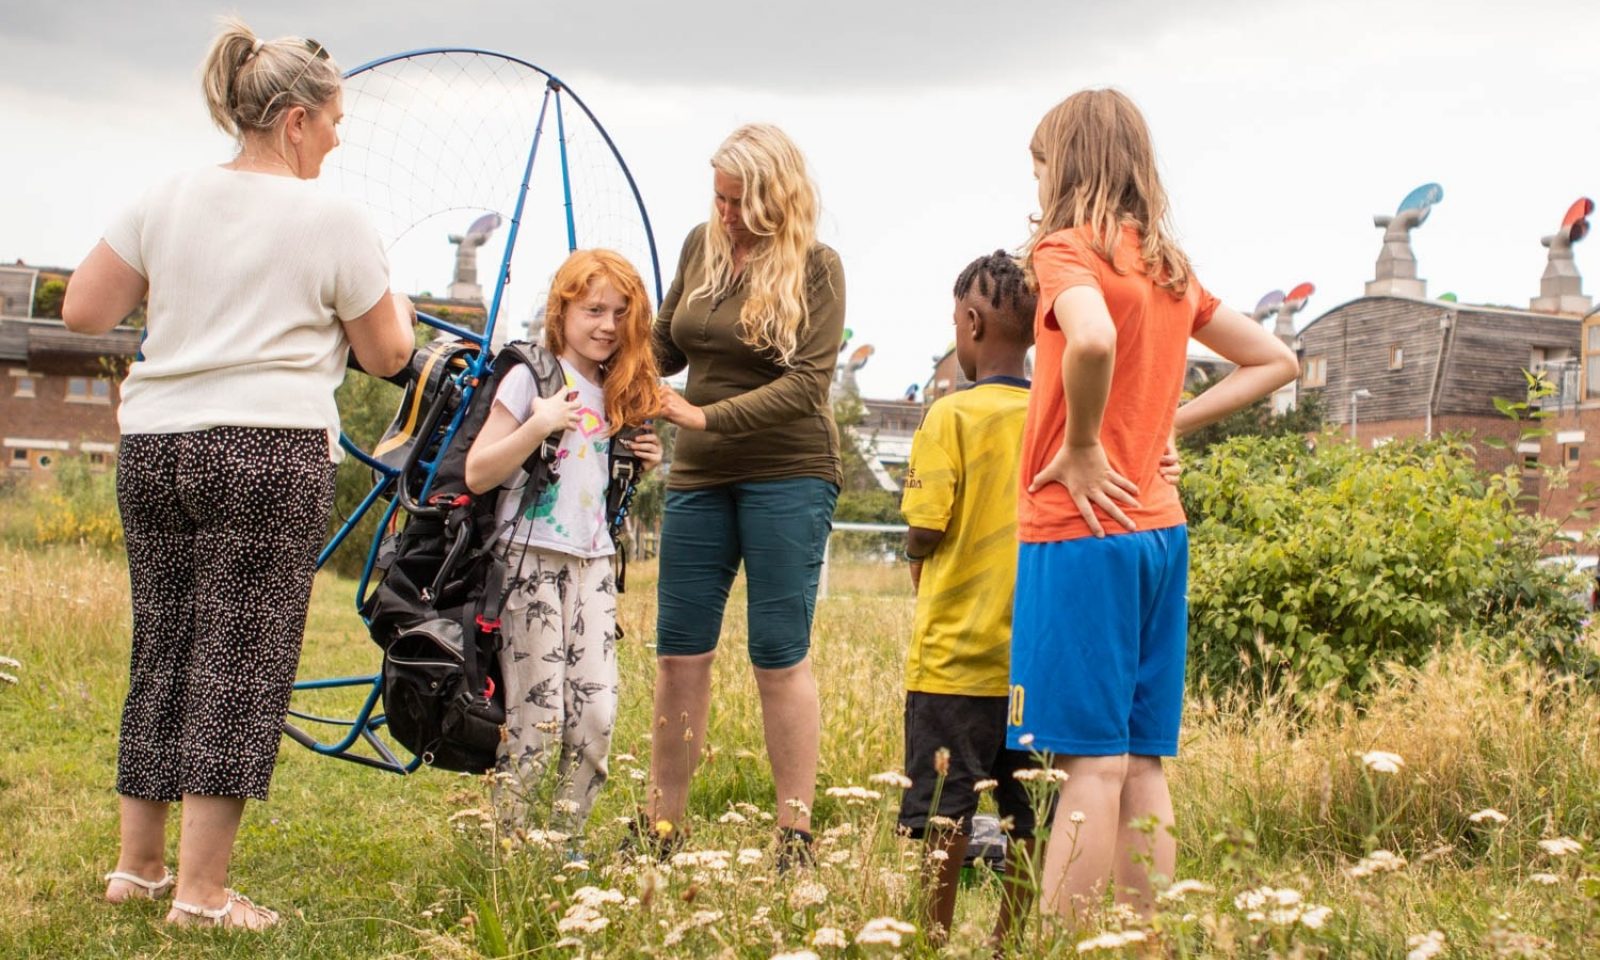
[1366,183,1442,299]
[1530,198,1593,315]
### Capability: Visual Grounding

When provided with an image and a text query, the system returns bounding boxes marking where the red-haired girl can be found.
[466,248,662,836]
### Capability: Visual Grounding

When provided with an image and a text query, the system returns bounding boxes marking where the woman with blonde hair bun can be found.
[62,17,415,930]
[643,123,845,865]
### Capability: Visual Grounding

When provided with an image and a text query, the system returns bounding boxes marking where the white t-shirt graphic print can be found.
[490,358,614,559]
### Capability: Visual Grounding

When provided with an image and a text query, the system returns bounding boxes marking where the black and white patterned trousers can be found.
[115,427,335,802]
[494,544,620,834]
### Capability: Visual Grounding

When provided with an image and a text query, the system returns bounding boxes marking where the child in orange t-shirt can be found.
[1006,89,1299,925]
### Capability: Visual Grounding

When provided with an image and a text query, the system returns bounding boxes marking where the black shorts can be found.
[898,691,1046,839]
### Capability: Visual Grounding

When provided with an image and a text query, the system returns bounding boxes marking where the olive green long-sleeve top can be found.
[653,224,846,490]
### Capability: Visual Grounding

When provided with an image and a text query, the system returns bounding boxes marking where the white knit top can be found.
[104,166,390,442]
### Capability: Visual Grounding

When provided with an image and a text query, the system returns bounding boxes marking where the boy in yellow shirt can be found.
[900,251,1038,948]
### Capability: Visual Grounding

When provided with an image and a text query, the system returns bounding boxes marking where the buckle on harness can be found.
[475,615,501,632]
[429,493,471,508]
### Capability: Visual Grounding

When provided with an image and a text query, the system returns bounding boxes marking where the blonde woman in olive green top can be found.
[644,124,844,863]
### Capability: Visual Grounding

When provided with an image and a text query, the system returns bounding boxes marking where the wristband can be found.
[903,548,929,563]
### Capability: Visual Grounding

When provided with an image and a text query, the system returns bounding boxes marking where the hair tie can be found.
[251,38,265,55]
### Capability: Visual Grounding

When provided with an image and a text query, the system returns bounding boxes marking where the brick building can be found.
[1,315,139,477]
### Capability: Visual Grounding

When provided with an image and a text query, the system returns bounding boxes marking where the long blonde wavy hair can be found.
[1027,89,1191,297]
[689,124,820,366]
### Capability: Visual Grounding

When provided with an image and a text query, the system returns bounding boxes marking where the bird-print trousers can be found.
[494,543,619,835]
[115,427,335,802]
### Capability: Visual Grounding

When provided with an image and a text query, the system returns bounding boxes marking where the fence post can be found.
[819,530,832,600]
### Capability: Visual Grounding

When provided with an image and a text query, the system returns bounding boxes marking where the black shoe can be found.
[776,826,815,874]
[618,813,682,862]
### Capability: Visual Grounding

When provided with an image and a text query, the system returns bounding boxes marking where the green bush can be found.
[33,457,122,550]
[1183,433,1582,699]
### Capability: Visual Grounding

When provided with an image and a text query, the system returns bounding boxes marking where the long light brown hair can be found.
[1027,89,1191,297]
[543,249,662,433]
[690,124,820,366]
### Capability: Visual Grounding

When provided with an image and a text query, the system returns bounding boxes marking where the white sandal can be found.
[103,867,175,902]
[167,889,281,931]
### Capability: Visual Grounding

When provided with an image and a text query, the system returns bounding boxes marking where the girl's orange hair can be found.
[1027,88,1191,298]
[542,249,662,433]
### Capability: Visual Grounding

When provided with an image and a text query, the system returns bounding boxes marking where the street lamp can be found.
[1350,388,1373,439]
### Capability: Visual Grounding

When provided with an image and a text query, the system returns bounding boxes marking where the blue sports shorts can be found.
[1005,524,1189,757]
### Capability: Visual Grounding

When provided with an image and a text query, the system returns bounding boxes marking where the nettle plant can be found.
[1181,426,1583,701]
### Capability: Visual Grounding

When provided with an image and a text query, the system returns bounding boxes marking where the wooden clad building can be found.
[1295,294,1581,475]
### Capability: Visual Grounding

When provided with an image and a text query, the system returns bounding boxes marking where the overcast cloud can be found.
[4,0,1597,398]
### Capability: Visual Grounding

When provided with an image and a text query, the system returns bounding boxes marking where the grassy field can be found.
[3,539,1600,958]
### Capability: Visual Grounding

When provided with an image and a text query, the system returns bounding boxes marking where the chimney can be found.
[1366,183,1442,298]
[1530,197,1593,315]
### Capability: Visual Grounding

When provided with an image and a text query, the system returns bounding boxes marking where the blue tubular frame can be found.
[554,88,578,252]
[286,48,664,775]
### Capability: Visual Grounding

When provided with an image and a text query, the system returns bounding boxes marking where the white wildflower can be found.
[671,849,733,871]
[811,927,848,948]
[1300,905,1333,929]
[789,880,828,909]
[824,785,883,805]
[1158,879,1216,902]
[869,771,914,789]
[771,952,821,960]
[973,778,999,794]
[1468,808,1509,825]
[1359,750,1405,774]
[1538,837,1584,857]
[613,752,637,764]
[1406,930,1446,960]
[553,798,580,816]
[0,656,20,668]
[1012,768,1069,784]
[1529,872,1562,886]
[555,903,610,935]
[1069,810,1087,824]
[825,849,853,866]
[562,859,590,873]
[690,910,723,927]
[855,916,916,947]
[738,847,763,866]
[1234,886,1303,911]
[926,815,959,831]
[571,886,624,908]
[928,849,949,862]
[1018,733,1036,746]
[1076,930,1148,953]
[719,810,748,825]
[1348,850,1407,879]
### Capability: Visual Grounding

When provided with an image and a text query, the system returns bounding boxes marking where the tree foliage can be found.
[1183,432,1583,700]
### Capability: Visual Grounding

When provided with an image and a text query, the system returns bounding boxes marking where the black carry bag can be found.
[363,341,567,772]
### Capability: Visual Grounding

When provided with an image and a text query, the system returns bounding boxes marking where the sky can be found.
[4,0,1598,398]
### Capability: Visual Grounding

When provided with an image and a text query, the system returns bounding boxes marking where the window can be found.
[9,448,27,469]
[1568,445,1582,465]
[1389,345,1404,370]
[88,452,108,469]
[13,375,34,398]
[1588,356,1600,399]
[1588,325,1600,351]
[1303,356,1326,388]
[1523,452,1541,471]
[66,377,111,404]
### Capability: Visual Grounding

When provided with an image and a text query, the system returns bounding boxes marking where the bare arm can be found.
[1175,305,1300,436]
[343,292,417,379]
[464,393,581,495]
[1027,286,1140,537]
[62,241,147,335]
[905,526,944,593]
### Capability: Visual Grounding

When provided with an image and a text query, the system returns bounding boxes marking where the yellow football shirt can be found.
[900,379,1029,697]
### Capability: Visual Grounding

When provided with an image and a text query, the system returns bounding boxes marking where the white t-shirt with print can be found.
[490,358,614,559]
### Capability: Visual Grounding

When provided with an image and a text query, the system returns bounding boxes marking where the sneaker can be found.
[617,813,682,862]
[775,826,815,874]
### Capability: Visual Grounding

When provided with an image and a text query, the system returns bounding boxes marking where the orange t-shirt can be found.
[1018,225,1218,543]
